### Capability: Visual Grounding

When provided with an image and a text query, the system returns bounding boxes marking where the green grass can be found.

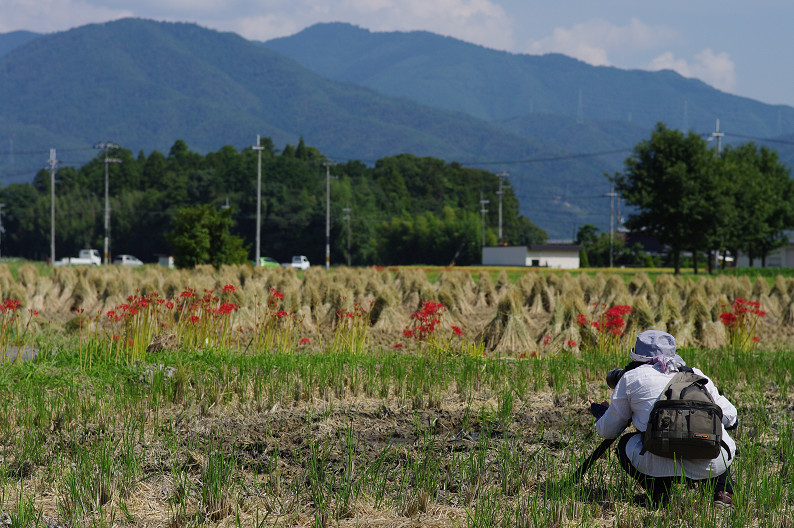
[0,342,789,526]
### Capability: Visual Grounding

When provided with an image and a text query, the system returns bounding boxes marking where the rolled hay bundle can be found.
[71,274,98,312]
[475,272,497,307]
[653,273,679,299]
[321,282,354,328]
[215,265,243,292]
[29,276,54,313]
[301,267,329,307]
[139,267,166,296]
[394,268,434,305]
[655,293,682,328]
[549,291,589,334]
[759,294,781,323]
[683,285,712,326]
[436,276,472,316]
[628,272,653,298]
[495,270,511,292]
[784,300,794,326]
[751,275,771,298]
[733,275,754,300]
[527,283,556,315]
[294,305,317,335]
[557,273,585,302]
[370,285,400,326]
[584,273,608,303]
[770,275,792,305]
[516,273,540,301]
[363,266,390,297]
[601,274,630,306]
[0,264,14,293]
[49,266,79,312]
[0,282,27,307]
[102,266,135,299]
[666,321,695,347]
[16,263,39,292]
[699,321,727,349]
[477,286,533,355]
[191,264,218,292]
[711,294,732,322]
[270,266,302,296]
[625,296,656,335]
[235,263,253,287]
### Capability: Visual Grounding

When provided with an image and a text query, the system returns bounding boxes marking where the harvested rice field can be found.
[0,264,791,527]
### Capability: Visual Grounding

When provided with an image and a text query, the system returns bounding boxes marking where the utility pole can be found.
[323,161,336,270]
[343,202,352,267]
[479,191,489,248]
[496,172,510,244]
[94,142,121,265]
[48,149,58,265]
[252,135,264,266]
[604,185,619,268]
[711,118,724,154]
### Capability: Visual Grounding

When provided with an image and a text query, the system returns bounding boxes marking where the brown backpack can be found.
[641,369,728,460]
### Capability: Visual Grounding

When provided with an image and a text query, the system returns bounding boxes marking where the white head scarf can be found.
[629,330,686,373]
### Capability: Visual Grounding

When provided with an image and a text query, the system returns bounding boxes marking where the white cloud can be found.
[0,0,132,33]
[336,0,515,51]
[527,18,677,66]
[648,48,736,91]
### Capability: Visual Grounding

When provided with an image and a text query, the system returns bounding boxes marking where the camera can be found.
[606,368,625,389]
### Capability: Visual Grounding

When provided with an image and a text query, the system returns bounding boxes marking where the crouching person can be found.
[595,330,738,507]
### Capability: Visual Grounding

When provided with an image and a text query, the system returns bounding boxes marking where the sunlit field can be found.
[0,263,791,527]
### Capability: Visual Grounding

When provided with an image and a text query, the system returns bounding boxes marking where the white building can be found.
[482,244,583,269]
[735,232,794,267]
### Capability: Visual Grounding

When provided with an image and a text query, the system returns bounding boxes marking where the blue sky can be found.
[3,0,792,108]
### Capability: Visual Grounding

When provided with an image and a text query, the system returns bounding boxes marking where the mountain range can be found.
[1,19,792,239]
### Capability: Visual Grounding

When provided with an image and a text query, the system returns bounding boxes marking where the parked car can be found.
[53,249,101,266]
[258,257,280,268]
[282,255,310,270]
[113,254,144,267]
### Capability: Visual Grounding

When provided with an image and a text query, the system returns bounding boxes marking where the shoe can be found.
[714,491,733,507]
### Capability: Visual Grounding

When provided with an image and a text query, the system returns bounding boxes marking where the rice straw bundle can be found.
[477,286,533,355]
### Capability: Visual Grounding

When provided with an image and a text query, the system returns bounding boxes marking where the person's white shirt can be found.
[596,363,737,479]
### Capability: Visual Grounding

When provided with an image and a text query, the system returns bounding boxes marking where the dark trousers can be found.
[616,432,734,503]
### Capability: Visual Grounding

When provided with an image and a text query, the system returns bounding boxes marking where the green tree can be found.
[615,123,717,274]
[721,143,794,266]
[167,204,249,269]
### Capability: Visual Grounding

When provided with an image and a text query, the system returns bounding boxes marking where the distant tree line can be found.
[614,123,794,274]
[0,138,546,267]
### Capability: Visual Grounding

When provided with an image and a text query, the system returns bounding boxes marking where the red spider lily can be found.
[451,325,463,336]
[299,337,311,344]
[542,334,552,346]
[28,309,39,316]
[188,315,200,324]
[719,312,737,326]
[720,297,765,352]
[3,299,21,311]
[275,310,290,318]
[392,343,404,349]
[217,302,239,315]
[575,313,588,326]
[222,284,236,293]
[566,339,577,348]
[403,329,414,338]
